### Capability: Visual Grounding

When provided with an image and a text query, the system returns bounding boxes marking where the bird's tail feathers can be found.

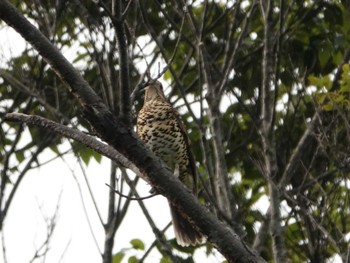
[169,203,204,246]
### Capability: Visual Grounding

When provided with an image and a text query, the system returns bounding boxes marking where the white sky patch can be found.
[306,85,318,95]
[0,26,26,67]
[230,171,242,184]
[249,32,257,40]
[220,92,238,113]
[276,93,289,112]
[345,232,350,243]
[228,68,235,79]
[226,0,234,9]
[133,35,169,80]
[240,0,250,10]
[0,135,176,262]
[252,195,269,215]
[173,91,209,120]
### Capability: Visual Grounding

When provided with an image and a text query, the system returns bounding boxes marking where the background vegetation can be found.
[1,0,350,262]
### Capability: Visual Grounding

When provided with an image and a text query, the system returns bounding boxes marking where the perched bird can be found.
[137,81,203,246]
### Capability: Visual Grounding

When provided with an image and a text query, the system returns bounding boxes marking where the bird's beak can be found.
[131,83,147,101]
[132,79,157,99]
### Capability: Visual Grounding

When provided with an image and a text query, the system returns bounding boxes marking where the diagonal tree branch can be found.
[0,1,265,262]
[4,112,142,179]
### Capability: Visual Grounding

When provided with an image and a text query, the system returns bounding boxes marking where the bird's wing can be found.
[171,107,198,195]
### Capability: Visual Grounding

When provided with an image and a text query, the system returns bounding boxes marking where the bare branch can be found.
[0,69,70,122]
[103,163,118,263]
[70,163,103,256]
[4,112,143,179]
[105,183,158,201]
[122,171,177,261]
[112,0,132,126]
[1,135,52,228]
[218,0,258,97]
[152,10,186,81]
[1,232,8,263]
[29,191,61,263]
[259,0,286,262]
[253,208,271,253]
[77,157,104,226]
[139,223,172,263]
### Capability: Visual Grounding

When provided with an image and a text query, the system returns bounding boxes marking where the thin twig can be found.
[0,69,70,122]
[138,223,172,263]
[57,238,72,263]
[1,231,8,263]
[218,0,258,97]
[122,171,177,261]
[29,191,61,263]
[70,162,103,256]
[2,137,51,224]
[122,0,133,18]
[77,157,104,225]
[152,10,187,81]
[105,183,158,201]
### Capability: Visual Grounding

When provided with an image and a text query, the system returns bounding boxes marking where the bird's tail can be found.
[169,202,203,246]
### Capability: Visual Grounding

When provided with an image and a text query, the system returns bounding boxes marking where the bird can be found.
[137,80,203,246]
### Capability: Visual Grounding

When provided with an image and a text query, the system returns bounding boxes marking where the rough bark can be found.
[112,0,131,126]
[259,0,286,262]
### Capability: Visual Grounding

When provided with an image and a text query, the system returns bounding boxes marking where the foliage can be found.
[1,0,350,262]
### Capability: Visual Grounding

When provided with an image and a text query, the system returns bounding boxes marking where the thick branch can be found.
[112,0,131,126]
[259,0,286,262]
[253,208,270,253]
[0,1,264,261]
[103,164,118,263]
[4,113,142,179]
[207,103,234,220]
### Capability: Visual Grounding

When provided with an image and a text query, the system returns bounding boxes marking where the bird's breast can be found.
[137,104,188,171]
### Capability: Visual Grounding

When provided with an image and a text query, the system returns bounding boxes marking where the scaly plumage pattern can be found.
[137,81,203,246]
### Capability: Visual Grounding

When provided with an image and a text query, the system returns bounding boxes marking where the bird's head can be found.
[143,80,167,103]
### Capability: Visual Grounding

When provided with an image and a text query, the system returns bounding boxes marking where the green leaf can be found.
[308,75,331,90]
[112,252,125,263]
[79,147,92,165]
[130,238,145,250]
[160,256,172,263]
[91,150,102,163]
[50,145,60,155]
[72,52,88,64]
[340,84,350,93]
[322,102,334,111]
[340,64,350,92]
[318,45,331,69]
[15,151,25,163]
[128,256,138,263]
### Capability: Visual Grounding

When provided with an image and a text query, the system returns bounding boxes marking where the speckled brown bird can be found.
[137,81,203,246]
